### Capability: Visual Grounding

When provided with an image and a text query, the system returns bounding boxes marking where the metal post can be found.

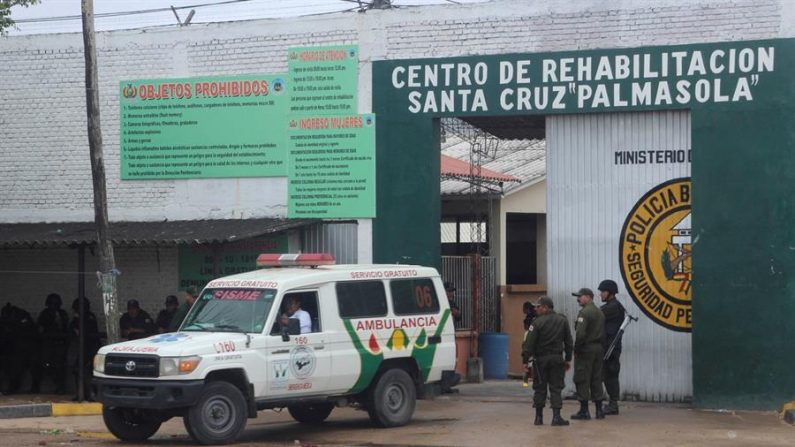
[471,253,482,357]
[77,244,86,402]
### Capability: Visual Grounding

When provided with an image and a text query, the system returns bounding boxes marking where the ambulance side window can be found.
[269,291,320,335]
[336,281,387,318]
[390,278,440,315]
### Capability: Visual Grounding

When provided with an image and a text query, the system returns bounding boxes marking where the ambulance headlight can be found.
[159,358,179,376]
[159,356,201,376]
[93,354,106,373]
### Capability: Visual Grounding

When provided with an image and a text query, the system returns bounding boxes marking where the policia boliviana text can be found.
[571,287,606,420]
[521,296,573,426]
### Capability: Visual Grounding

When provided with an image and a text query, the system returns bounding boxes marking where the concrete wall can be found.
[0,15,358,223]
[1,0,789,224]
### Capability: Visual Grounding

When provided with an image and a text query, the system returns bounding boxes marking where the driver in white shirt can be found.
[281,297,312,334]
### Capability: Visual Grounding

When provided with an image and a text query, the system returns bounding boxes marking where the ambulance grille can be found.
[105,355,159,378]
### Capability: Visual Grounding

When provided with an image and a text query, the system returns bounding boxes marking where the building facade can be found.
[2,0,795,408]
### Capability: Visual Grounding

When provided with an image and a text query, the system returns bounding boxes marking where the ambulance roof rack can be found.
[256,253,336,269]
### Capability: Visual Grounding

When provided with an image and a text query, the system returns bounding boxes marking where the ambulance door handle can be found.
[429,336,441,345]
[272,349,289,354]
[314,346,325,350]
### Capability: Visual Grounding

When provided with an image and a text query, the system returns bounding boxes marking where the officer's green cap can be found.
[534,296,554,309]
[572,287,594,298]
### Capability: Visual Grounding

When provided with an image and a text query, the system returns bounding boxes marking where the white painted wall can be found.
[2,0,791,224]
[0,15,357,223]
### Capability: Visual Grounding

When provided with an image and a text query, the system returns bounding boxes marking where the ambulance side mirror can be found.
[281,318,300,341]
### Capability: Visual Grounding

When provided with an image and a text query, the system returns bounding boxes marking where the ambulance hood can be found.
[99,331,251,357]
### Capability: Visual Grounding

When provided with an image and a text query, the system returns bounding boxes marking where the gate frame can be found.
[372,39,795,410]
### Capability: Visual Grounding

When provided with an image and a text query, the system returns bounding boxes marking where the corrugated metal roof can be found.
[0,218,317,248]
[440,136,546,196]
[441,154,519,183]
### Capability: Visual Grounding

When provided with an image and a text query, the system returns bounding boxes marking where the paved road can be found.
[1,381,792,446]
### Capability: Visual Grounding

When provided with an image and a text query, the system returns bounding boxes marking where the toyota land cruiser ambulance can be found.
[92,254,458,445]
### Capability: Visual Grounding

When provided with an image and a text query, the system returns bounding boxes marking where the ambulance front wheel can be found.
[103,406,162,442]
[367,368,417,428]
[185,381,248,445]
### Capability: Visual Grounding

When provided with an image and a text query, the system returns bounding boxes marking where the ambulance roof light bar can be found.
[256,253,336,268]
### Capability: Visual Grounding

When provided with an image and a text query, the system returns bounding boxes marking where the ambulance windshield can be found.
[181,288,276,333]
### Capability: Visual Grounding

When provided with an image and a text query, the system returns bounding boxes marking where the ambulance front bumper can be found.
[92,377,204,409]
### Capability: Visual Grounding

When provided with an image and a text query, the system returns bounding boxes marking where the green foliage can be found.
[0,0,40,35]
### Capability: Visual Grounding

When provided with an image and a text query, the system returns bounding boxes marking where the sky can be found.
[7,0,490,35]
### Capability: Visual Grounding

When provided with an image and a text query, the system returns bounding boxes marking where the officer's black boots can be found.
[570,400,591,420]
[551,408,570,426]
[534,407,543,425]
[605,400,619,415]
[595,400,605,419]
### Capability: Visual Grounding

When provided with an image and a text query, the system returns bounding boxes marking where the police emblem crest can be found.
[619,177,692,332]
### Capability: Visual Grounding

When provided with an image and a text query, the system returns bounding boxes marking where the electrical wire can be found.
[0,270,97,275]
[8,0,488,34]
[13,0,254,23]
[11,0,482,24]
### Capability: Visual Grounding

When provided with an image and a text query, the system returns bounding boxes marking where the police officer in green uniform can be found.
[521,296,573,426]
[571,287,606,420]
[598,279,626,415]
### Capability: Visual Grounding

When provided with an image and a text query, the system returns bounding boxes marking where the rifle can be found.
[604,314,638,361]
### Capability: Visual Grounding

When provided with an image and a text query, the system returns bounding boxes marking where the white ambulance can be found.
[92,254,458,445]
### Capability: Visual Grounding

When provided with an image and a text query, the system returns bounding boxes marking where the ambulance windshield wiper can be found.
[214,324,253,347]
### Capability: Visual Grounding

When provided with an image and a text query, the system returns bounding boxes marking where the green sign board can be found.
[383,44,775,115]
[120,74,288,179]
[288,45,359,115]
[287,114,376,218]
[178,234,289,290]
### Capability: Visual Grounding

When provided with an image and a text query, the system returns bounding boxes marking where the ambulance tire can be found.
[185,381,248,445]
[183,415,198,441]
[288,403,334,424]
[367,368,417,428]
[103,406,162,442]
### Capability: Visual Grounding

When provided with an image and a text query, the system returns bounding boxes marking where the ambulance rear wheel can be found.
[288,403,334,424]
[185,381,248,445]
[367,368,416,427]
[103,406,162,442]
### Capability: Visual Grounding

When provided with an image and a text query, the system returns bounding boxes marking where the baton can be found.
[531,358,545,384]
[604,314,638,361]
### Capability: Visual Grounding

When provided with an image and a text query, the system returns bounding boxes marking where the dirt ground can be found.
[0,381,792,446]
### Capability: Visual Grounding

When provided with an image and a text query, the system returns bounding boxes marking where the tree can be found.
[81,0,120,344]
[0,0,39,35]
